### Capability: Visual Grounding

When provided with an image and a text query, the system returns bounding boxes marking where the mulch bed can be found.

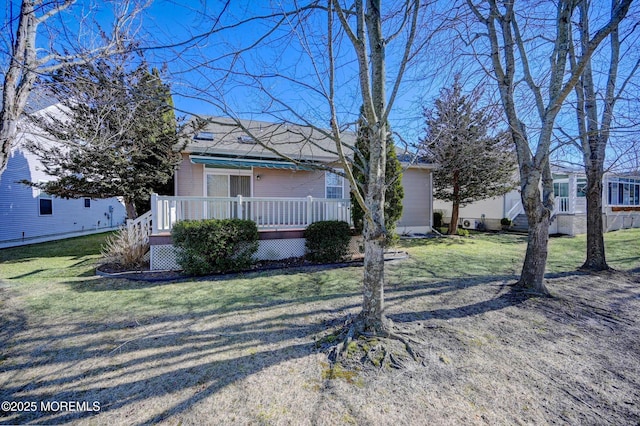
[95,251,408,282]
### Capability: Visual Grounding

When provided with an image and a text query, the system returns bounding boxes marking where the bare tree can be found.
[465,0,632,294]
[0,0,145,175]
[569,0,640,271]
[171,0,432,360]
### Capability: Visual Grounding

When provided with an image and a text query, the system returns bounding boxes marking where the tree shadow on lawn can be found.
[3,270,566,424]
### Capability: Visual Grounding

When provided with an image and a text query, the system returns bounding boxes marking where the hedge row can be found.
[171,219,353,275]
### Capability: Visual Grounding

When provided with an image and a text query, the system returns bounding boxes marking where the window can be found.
[39,196,53,215]
[553,182,568,198]
[607,177,640,206]
[38,182,53,216]
[576,178,587,197]
[325,171,344,199]
[84,198,91,208]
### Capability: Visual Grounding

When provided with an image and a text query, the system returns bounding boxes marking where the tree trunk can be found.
[448,172,460,234]
[359,120,387,331]
[125,199,137,220]
[1,0,38,175]
[0,116,19,173]
[582,165,608,270]
[516,168,551,295]
[449,203,460,235]
[519,212,550,294]
[362,212,386,331]
[357,0,388,333]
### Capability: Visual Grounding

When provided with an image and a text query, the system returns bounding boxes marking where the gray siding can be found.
[397,168,431,227]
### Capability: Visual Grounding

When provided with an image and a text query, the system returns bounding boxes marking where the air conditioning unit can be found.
[461,218,478,229]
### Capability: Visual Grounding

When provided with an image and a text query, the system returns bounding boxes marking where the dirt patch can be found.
[1,270,639,424]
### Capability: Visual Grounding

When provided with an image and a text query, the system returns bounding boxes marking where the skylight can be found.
[194,131,214,141]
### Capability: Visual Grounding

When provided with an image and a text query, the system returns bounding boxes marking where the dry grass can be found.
[2,269,639,424]
[1,231,640,424]
[101,226,150,270]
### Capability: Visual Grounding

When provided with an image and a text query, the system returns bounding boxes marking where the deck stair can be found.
[511,213,529,232]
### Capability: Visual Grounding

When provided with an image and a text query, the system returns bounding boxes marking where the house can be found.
[432,170,521,231]
[0,100,127,249]
[145,117,435,270]
[434,166,640,235]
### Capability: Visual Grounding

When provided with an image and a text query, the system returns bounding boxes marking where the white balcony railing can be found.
[555,196,570,213]
[151,194,352,234]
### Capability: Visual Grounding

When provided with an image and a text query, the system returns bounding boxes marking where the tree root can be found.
[324,315,423,369]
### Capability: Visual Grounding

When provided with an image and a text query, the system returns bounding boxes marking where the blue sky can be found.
[132,0,445,146]
[2,1,638,169]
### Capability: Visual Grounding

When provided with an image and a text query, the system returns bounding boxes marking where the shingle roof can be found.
[182,116,355,163]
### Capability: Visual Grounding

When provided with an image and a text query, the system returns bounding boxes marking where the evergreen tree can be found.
[24,54,182,219]
[422,77,516,234]
[351,111,404,246]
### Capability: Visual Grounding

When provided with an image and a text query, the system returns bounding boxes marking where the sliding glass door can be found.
[206,172,252,219]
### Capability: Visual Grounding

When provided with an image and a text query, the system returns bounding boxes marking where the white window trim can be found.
[203,168,253,197]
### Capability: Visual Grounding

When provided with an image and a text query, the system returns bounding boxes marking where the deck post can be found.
[237,194,243,219]
[151,193,158,234]
[306,195,313,226]
[569,174,577,214]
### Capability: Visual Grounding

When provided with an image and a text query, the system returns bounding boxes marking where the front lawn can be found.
[1,230,638,321]
[1,230,639,424]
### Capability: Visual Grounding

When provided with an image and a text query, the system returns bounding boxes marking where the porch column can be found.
[150,193,158,234]
[306,195,313,226]
[237,195,244,219]
[568,174,577,214]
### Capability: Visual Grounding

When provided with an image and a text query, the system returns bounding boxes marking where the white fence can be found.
[151,194,352,234]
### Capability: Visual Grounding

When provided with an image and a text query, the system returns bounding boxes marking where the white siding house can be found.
[435,166,640,235]
[0,104,127,248]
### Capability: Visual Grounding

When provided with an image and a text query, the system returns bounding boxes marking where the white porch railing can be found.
[151,194,352,234]
[506,196,572,220]
[126,210,153,245]
[506,200,524,221]
[555,196,570,213]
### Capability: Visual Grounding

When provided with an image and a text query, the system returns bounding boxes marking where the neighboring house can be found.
[146,117,434,270]
[432,170,521,231]
[435,165,640,235]
[0,101,127,249]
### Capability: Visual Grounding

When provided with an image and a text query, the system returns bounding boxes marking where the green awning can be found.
[190,156,314,171]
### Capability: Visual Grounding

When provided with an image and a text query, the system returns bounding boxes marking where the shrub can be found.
[433,210,443,228]
[456,228,470,237]
[500,217,513,227]
[101,226,149,269]
[171,219,258,275]
[304,220,351,263]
